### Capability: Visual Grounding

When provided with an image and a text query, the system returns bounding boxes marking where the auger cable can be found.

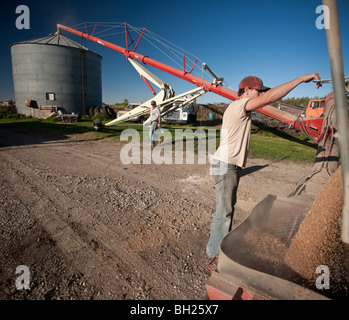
[64,22,234,90]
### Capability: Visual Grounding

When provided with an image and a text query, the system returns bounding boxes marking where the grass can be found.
[249,125,317,163]
[250,135,316,162]
[0,116,317,163]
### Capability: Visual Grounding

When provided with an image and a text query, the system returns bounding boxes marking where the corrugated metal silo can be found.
[10,32,102,117]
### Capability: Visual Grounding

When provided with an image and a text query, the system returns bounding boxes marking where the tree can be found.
[278,96,326,108]
[123,99,128,106]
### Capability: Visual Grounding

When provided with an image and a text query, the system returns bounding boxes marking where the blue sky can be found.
[1,0,348,105]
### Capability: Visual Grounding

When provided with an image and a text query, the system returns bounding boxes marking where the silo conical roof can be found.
[10,32,100,55]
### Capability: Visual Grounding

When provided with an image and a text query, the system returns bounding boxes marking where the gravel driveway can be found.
[0,130,313,300]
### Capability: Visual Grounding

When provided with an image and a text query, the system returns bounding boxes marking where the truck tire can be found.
[94,106,101,115]
[107,106,116,119]
[88,106,96,118]
[101,105,116,119]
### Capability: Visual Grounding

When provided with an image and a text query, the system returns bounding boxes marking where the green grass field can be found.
[0,117,317,163]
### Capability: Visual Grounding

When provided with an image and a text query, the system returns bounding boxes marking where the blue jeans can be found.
[150,121,160,145]
[206,159,241,258]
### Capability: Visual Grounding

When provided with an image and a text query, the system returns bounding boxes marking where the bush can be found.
[0,106,27,119]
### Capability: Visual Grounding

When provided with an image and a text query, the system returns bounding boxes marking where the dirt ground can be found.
[0,129,314,300]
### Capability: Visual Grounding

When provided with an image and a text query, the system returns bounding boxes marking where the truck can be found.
[305,98,326,118]
[162,99,198,124]
[277,99,326,118]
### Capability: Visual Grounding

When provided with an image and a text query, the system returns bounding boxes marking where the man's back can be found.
[214,98,251,168]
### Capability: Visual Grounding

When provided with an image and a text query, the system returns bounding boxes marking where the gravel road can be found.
[0,129,313,300]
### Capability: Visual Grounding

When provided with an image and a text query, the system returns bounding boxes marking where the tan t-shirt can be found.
[213,98,251,168]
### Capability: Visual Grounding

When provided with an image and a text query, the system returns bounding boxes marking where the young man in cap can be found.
[206,73,322,258]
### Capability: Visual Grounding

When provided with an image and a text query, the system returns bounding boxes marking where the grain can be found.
[285,166,349,297]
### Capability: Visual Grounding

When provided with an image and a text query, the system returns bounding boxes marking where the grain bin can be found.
[10,32,102,117]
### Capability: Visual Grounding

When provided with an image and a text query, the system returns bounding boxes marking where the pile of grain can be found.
[284,166,349,297]
[245,228,288,269]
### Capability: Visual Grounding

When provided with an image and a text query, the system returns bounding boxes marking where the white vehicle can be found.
[163,99,198,124]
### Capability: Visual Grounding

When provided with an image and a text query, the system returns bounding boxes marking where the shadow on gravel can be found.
[0,119,124,148]
[241,157,289,177]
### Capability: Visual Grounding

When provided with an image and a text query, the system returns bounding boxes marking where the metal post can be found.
[322,0,349,243]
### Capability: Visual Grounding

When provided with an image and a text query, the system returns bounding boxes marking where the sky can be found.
[1,0,348,105]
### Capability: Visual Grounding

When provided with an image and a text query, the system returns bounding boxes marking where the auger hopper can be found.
[206,195,326,300]
[207,164,349,300]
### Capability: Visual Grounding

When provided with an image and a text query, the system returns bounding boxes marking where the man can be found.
[206,73,322,258]
[143,100,163,146]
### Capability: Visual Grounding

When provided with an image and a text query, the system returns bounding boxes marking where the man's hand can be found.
[301,73,322,88]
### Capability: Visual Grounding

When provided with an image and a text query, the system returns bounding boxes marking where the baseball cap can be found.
[239,76,270,92]
[151,100,156,105]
